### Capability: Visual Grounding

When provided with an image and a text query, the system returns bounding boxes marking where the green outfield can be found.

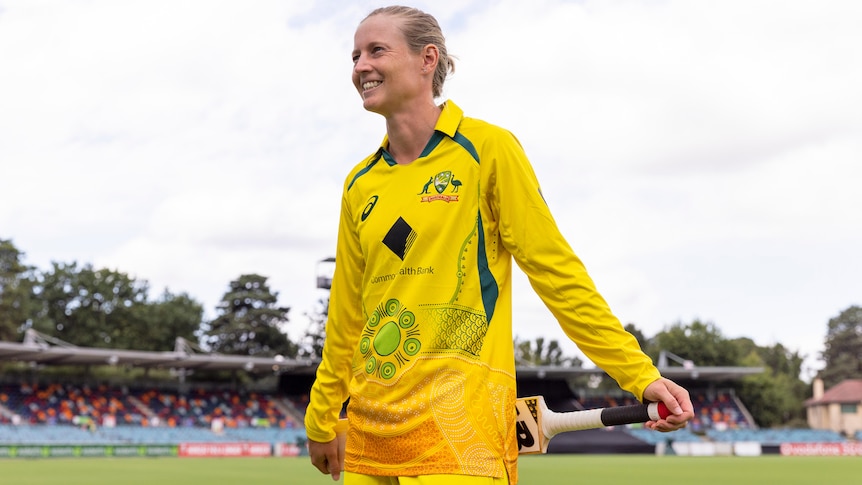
[2,455,860,485]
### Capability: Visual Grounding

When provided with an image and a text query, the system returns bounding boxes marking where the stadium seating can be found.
[706,428,845,445]
[0,382,298,427]
[0,381,306,446]
[131,387,292,428]
[1,381,849,451]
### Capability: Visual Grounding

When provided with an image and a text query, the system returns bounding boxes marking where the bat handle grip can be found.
[598,401,671,427]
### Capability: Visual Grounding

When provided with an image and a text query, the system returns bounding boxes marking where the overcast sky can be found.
[2,0,860,380]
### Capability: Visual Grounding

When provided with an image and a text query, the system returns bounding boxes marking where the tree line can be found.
[0,238,316,358]
[2,238,861,427]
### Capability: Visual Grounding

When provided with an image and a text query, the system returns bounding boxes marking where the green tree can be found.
[32,262,150,348]
[819,305,862,389]
[650,320,740,366]
[735,340,809,427]
[514,336,582,367]
[131,289,204,351]
[757,342,806,381]
[0,239,40,341]
[205,274,295,357]
[299,297,329,359]
[649,319,807,428]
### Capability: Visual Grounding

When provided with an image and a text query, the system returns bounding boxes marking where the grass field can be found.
[2,455,861,485]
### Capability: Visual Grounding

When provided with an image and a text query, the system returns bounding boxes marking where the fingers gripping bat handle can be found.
[543,402,670,439]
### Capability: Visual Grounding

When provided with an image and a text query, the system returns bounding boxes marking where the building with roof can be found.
[805,378,862,437]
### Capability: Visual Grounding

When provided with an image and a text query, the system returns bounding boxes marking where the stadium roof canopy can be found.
[515,349,763,382]
[514,364,763,382]
[1,331,762,381]
[0,330,316,374]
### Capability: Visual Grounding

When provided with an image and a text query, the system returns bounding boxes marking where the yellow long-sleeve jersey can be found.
[304,101,661,482]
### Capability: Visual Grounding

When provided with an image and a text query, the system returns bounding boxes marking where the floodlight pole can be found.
[316,257,335,290]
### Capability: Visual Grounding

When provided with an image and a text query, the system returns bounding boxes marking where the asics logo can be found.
[362,195,379,221]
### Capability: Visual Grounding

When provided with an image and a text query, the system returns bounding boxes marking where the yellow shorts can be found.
[344,472,509,485]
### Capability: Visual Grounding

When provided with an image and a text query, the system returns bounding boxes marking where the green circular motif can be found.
[380,362,397,380]
[385,299,400,316]
[398,311,415,329]
[368,311,381,327]
[373,321,401,356]
[359,336,371,354]
[365,356,377,374]
[403,338,421,356]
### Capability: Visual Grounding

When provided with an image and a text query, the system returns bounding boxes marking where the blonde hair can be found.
[364,6,455,98]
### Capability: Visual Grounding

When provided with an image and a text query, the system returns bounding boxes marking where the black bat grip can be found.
[599,404,652,426]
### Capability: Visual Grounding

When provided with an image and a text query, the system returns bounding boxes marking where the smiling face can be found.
[352,14,431,116]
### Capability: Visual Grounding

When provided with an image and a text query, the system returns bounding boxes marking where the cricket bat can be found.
[334,395,669,456]
[515,395,670,454]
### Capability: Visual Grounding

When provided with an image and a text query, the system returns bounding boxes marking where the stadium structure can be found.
[0,329,856,459]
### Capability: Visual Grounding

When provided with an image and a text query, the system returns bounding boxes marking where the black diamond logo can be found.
[383,217,416,260]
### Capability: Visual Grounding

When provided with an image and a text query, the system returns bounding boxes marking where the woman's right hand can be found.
[308,436,344,481]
